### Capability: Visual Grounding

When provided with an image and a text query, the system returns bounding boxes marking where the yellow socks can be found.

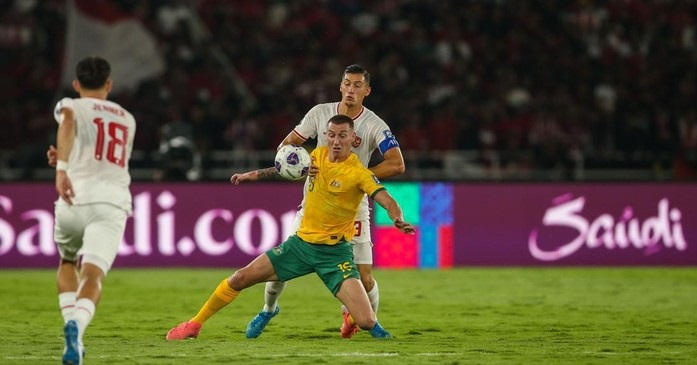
[191,278,240,324]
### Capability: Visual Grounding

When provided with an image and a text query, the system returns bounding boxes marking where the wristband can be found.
[56,160,69,171]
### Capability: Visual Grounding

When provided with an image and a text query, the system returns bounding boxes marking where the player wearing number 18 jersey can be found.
[52,96,135,211]
[51,56,135,365]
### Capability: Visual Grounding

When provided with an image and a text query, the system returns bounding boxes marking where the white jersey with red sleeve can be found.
[292,102,400,220]
[53,97,136,213]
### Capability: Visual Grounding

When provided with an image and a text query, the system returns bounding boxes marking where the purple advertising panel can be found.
[0,183,303,268]
[2,183,696,268]
[454,183,697,265]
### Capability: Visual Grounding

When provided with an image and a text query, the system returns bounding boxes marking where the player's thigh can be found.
[81,204,128,275]
[54,202,88,261]
[267,235,313,282]
[351,218,373,265]
[315,242,359,296]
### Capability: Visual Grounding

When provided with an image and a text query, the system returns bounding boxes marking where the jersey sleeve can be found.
[371,117,400,156]
[54,97,74,124]
[357,166,385,198]
[292,104,322,141]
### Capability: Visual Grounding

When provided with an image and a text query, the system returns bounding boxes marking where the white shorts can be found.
[54,201,128,275]
[292,211,373,265]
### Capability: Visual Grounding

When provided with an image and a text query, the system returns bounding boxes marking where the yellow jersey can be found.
[297,146,385,244]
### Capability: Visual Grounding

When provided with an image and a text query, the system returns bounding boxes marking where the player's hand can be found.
[230,171,254,185]
[47,145,57,167]
[307,157,318,177]
[56,171,75,205]
[230,173,244,185]
[394,218,416,235]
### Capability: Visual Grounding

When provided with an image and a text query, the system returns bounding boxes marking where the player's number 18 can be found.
[92,118,128,168]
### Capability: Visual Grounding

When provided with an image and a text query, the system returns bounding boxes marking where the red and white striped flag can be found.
[61,0,165,94]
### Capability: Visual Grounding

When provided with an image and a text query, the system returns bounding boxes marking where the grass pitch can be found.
[1,267,695,364]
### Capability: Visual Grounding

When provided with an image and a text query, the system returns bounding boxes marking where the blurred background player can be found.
[166,114,415,340]
[245,64,405,339]
[49,56,136,365]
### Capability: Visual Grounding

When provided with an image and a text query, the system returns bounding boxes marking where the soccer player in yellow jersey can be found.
[246,64,404,340]
[166,114,415,340]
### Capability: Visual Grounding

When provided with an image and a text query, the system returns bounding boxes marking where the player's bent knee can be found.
[230,269,257,290]
[349,307,377,331]
[355,317,377,331]
[229,270,245,289]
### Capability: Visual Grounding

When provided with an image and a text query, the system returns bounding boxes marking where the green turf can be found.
[1,268,695,364]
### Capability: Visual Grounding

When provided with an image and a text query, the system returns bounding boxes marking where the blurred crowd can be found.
[1,0,696,180]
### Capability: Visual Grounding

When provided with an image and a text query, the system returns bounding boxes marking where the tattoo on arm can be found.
[257,167,282,180]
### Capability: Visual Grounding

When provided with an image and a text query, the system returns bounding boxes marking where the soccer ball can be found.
[274,144,311,180]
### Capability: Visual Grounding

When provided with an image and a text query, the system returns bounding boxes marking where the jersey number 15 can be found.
[93,118,128,168]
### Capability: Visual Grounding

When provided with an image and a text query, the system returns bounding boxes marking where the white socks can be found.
[263,281,287,313]
[73,298,96,343]
[367,280,380,313]
[59,292,77,323]
[59,294,95,343]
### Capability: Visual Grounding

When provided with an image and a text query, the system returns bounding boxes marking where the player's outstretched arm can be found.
[373,190,415,234]
[230,167,281,185]
[230,155,317,185]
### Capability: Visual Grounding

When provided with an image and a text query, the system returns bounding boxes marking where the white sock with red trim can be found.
[73,298,96,343]
[58,292,77,323]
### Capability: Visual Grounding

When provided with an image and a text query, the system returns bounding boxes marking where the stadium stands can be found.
[1,0,695,181]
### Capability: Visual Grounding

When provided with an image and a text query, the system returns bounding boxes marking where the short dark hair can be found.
[328,114,354,130]
[76,56,111,89]
[343,64,370,85]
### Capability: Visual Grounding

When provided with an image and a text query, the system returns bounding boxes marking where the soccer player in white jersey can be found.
[245,64,406,339]
[48,56,136,365]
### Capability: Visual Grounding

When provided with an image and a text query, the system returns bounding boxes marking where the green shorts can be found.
[266,234,360,295]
